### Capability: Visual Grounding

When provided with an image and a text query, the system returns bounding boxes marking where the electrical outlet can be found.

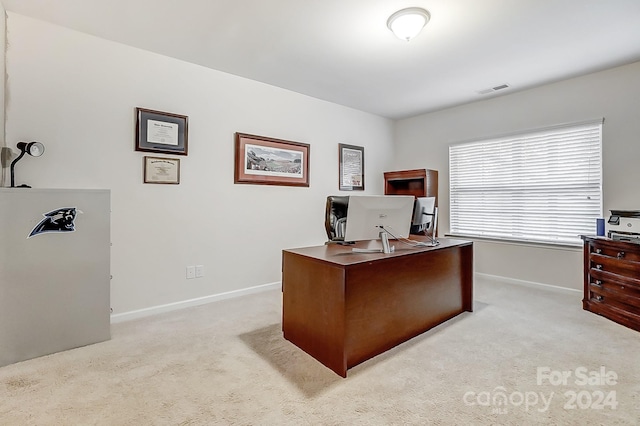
[195,265,204,278]
[186,266,196,279]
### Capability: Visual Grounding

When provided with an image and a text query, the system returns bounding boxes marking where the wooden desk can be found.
[282,237,473,377]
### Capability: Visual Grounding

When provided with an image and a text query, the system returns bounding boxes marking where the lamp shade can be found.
[17,141,45,157]
[387,7,430,41]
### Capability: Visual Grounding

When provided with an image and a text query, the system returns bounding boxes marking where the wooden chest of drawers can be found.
[583,236,640,332]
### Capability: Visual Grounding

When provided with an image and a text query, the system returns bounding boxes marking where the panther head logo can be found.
[28,207,78,238]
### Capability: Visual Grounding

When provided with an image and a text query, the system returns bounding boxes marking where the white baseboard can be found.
[475,272,581,294]
[112,275,578,324]
[110,281,281,324]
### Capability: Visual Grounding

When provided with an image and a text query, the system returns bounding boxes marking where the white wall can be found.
[4,13,395,315]
[0,4,7,188]
[394,61,640,290]
[0,3,5,145]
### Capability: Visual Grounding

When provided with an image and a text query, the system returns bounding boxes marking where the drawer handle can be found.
[593,280,602,286]
[617,251,625,259]
[594,295,604,302]
[595,264,603,270]
[595,248,602,254]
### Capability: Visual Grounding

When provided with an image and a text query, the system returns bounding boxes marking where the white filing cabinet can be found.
[0,188,110,367]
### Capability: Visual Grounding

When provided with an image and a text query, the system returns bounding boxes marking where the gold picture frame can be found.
[143,156,180,184]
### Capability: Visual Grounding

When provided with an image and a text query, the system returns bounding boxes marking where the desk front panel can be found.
[344,244,471,369]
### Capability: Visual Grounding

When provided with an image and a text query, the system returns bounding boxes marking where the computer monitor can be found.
[343,195,415,242]
[411,197,436,234]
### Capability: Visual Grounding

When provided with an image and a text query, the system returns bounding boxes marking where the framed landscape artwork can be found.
[234,133,310,187]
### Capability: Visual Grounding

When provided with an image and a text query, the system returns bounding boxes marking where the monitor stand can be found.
[351,231,395,254]
[430,207,439,245]
[380,231,392,253]
[411,208,440,247]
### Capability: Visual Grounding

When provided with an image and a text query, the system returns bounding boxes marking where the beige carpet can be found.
[1,276,639,425]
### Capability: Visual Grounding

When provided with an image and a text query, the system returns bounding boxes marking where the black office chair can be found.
[325,196,349,242]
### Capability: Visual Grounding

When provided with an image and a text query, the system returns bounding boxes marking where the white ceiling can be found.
[3,0,640,119]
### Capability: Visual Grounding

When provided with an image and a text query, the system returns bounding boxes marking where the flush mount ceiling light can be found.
[387,7,430,41]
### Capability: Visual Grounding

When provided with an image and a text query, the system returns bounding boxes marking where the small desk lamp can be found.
[10,141,45,188]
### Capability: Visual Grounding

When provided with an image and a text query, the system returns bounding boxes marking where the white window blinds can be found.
[449,120,602,246]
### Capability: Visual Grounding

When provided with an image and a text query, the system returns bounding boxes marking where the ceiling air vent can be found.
[477,83,510,95]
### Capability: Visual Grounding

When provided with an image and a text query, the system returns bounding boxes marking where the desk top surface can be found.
[283,237,472,267]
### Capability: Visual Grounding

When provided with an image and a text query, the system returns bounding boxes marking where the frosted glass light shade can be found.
[387,7,430,41]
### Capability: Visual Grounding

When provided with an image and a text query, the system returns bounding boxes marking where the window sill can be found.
[444,233,582,252]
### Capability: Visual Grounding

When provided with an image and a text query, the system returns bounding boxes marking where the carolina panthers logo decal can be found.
[28,207,78,238]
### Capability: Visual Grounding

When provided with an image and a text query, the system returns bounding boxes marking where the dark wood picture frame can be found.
[339,143,364,191]
[135,107,188,156]
[234,133,310,187]
[143,156,180,184]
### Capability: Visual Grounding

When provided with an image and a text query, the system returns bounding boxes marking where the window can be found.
[449,119,602,246]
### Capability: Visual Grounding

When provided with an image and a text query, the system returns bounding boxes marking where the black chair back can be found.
[325,196,349,242]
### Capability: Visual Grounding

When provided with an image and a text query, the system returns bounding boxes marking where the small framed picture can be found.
[234,132,310,187]
[135,107,188,155]
[339,143,364,191]
[144,156,180,184]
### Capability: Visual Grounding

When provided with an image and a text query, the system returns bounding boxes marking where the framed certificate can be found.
[135,107,188,155]
[143,156,180,184]
[339,143,364,191]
